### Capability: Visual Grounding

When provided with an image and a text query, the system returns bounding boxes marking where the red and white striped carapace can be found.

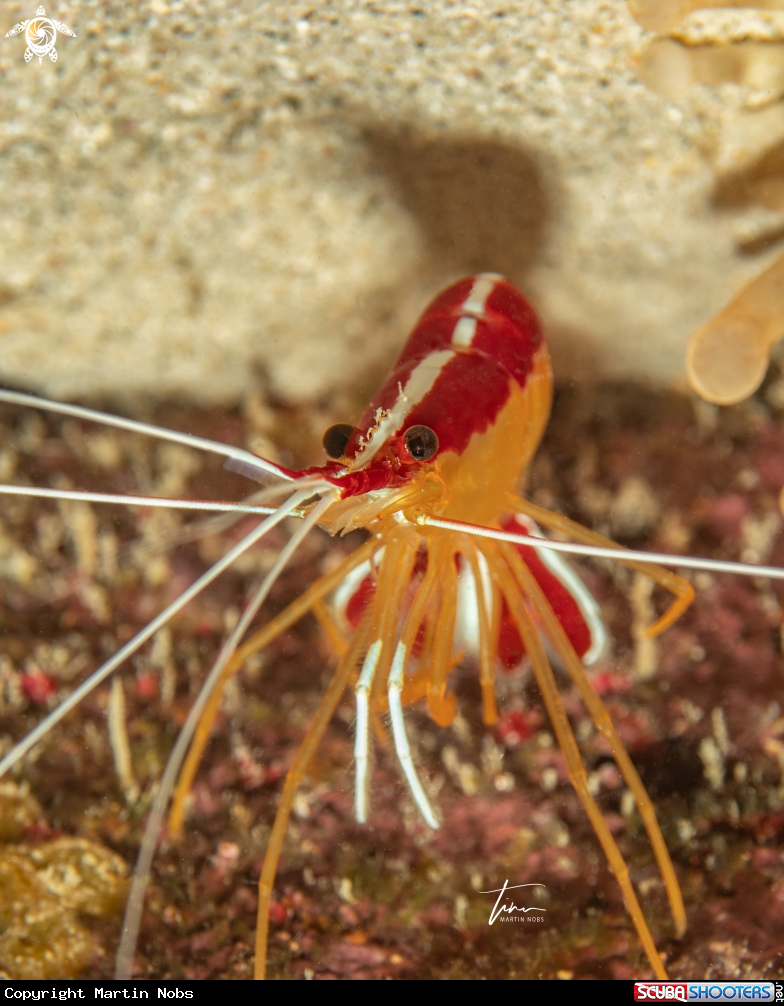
[298,272,554,514]
[325,273,605,675]
[203,273,692,979]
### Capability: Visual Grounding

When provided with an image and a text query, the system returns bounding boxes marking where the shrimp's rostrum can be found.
[0,274,706,980]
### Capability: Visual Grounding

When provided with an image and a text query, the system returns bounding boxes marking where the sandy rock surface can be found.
[0,0,777,407]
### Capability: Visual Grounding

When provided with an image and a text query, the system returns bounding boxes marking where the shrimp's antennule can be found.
[0,480,320,781]
[0,389,294,483]
[115,484,339,980]
[419,513,784,582]
[3,481,780,581]
[10,274,784,982]
[223,456,292,486]
[0,482,290,517]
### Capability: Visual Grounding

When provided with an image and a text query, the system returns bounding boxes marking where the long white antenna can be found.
[0,483,328,780]
[114,486,339,979]
[420,515,784,581]
[0,483,303,516]
[0,389,293,482]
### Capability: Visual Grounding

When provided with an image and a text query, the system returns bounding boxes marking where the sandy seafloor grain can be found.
[3,378,784,980]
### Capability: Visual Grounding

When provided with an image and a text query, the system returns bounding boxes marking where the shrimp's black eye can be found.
[404,425,439,461]
[322,423,355,459]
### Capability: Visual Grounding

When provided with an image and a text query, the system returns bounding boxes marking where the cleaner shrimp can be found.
[2,274,784,981]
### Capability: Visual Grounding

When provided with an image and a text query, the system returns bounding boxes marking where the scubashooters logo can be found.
[636,988,689,1003]
[635,984,777,1002]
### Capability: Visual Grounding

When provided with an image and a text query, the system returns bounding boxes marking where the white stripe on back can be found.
[461,273,503,318]
[349,349,455,470]
[451,316,477,347]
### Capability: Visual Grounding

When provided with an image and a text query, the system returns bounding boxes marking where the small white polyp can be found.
[354,639,382,823]
[388,643,439,829]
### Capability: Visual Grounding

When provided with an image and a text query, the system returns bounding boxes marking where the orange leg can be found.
[484,542,669,980]
[425,538,459,727]
[508,494,695,637]
[168,537,380,838]
[313,598,350,658]
[398,537,450,707]
[370,708,391,750]
[399,612,437,706]
[500,541,686,939]
[364,527,420,712]
[255,609,373,980]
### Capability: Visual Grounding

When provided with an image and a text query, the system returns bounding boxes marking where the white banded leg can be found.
[354,639,382,824]
[388,643,439,830]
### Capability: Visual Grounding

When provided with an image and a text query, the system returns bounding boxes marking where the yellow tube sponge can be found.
[687,251,784,404]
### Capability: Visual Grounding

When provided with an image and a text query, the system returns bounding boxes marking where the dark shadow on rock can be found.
[632,738,704,799]
[302,124,560,418]
[364,128,552,285]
